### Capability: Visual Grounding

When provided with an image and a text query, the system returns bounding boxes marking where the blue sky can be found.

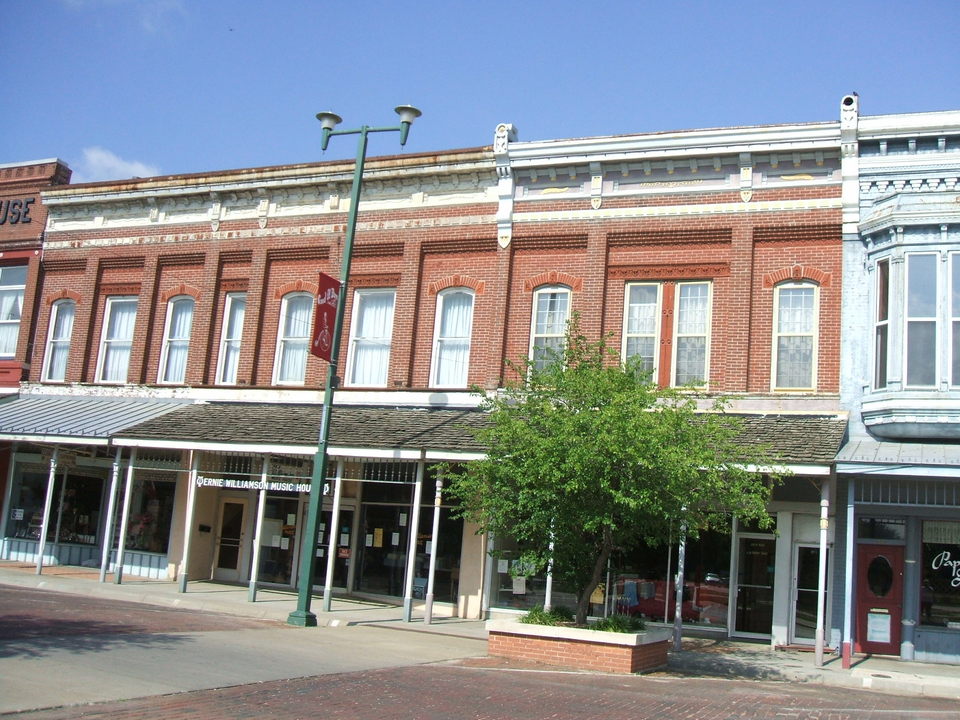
[3,0,959,182]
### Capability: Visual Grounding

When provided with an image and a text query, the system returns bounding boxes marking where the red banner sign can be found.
[311,272,341,361]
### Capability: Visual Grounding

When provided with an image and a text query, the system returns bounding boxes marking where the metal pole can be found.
[178,451,199,593]
[481,532,494,616]
[36,447,58,574]
[402,459,424,622]
[544,537,555,612]
[248,456,270,602]
[842,478,855,669]
[322,459,344,612]
[672,523,688,652]
[99,449,123,583]
[114,449,137,584]
[424,473,442,624]
[815,479,830,667]
[289,127,370,627]
[53,463,68,544]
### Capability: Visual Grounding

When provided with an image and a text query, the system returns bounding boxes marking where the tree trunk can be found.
[576,527,613,625]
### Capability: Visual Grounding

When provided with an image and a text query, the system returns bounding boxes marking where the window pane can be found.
[677,284,708,335]
[99,298,137,383]
[218,294,246,385]
[953,257,960,386]
[44,301,75,382]
[160,298,194,384]
[0,287,24,356]
[433,290,473,388]
[624,284,658,373]
[877,259,889,323]
[921,521,960,628]
[875,325,888,389]
[276,294,312,384]
[776,336,813,387]
[531,288,569,372]
[675,337,706,385]
[675,283,709,385]
[775,285,815,388]
[349,290,395,386]
[907,254,937,318]
[907,320,936,386]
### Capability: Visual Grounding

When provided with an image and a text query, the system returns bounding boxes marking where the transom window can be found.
[273,292,313,385]
[42,299,76,382]
[529,285,570,372]
[158,296,194,384]
[773,282,818,390]
[347,288,396,387]
[97,296,138,384]
[430,288,474,388]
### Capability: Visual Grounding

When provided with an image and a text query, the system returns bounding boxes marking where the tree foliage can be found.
[445,318,781,625]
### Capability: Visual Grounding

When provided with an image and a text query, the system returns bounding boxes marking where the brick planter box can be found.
[486,619,671,674]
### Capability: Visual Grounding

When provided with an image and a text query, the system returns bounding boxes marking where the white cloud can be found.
[73,147,161,183]
[60,0,186,34]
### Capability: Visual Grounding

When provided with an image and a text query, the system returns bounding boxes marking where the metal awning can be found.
[837,438,960,479]
[0,394,190,446]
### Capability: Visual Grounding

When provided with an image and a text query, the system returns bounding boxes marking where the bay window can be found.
[906,253,938,387]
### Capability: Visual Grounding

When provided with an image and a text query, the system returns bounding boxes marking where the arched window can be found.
[431,288,474,388]
[773,281,818,390]
[529,285,570,372]
[158,296,195,384]
[274,292,313,385]
[42,299,76,382]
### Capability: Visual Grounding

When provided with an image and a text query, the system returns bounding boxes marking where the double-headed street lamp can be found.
[287,105,422,627]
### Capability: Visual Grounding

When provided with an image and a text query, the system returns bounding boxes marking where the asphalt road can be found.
[2,585,958,719]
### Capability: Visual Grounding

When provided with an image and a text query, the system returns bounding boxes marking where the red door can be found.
[855,544,903,655]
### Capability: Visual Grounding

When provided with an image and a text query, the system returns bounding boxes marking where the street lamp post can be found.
[287,105,421,627]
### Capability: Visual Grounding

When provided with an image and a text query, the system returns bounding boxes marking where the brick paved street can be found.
[12,662,960,720]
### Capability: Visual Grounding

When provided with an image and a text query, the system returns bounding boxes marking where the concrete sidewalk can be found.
[2,561,958,701]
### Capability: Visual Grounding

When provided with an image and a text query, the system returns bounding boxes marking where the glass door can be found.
[256,496,300,586]
[313,508,354,589]
[791,544,828,645]
[356,504,410,597]
[733,536,775,637]
[212,499,248,582]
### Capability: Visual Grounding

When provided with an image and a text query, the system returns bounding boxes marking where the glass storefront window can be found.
[858,517,906,541]
[123,475,176,553]
[490,534,577,612]
[5,470,104,546]
[921,521,960,628]
[259,495,300,584]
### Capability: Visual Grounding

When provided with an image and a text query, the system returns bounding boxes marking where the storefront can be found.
[838,443,960,665]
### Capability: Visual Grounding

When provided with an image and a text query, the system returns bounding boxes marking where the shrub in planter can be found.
[519,605,574,626]
[591,614,645,633]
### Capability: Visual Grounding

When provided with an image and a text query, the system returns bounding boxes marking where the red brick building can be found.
[0,119,846,643]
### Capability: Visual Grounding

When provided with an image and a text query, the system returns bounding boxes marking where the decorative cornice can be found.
[275,280,319,299]
[428,275,486,295]
[160,283,201,302]
[608,263,729,280]
[45,289,82,305]
[523,271,583,292]
[352,274,402,289]
[763,265,832,288]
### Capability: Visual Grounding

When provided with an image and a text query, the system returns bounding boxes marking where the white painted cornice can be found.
[857,110,960,140]
[506,122,840,167]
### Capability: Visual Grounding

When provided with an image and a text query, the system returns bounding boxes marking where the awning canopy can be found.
[0,394,189,446]
[837,438,960,479]
[113,402,490,461]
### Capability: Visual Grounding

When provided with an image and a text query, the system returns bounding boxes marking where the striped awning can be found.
[0,394,190,445]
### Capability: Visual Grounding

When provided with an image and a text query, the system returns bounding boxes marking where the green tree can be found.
[445,318,780,626]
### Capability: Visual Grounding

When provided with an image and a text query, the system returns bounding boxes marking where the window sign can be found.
[867,611,892,643]
[921,521,960,627]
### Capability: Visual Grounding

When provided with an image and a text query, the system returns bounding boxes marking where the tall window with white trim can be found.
[773,282,818,390]
[431,288,474,388]
[347,288,395,386]
[530,285,570,372]
[673,282,710,386]
[905,253,937,387]
[623,283,660,377]
[952,255,960,387]
[874,259,890,390]
[42,299,76,382]
[158,296,194,384]
[97,296,138,383]
[216,292,246,385]
[0,265,27,357]
[274,292,313,385]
